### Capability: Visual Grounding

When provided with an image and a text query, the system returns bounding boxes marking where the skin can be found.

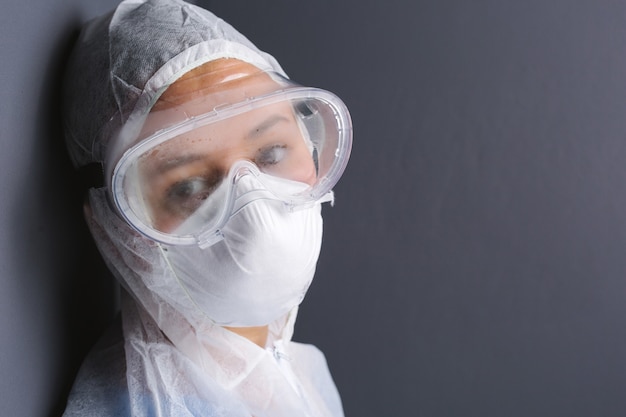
[223,325,269,348]
[137,59,316,348]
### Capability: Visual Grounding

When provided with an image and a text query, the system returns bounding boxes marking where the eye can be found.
[256,144,287,166]
[163,176,219,216]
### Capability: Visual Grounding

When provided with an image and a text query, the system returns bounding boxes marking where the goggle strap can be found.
[320,191,335,206]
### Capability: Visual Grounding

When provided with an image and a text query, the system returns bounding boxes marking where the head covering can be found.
[64,0,284,170]
[62,1,344,416]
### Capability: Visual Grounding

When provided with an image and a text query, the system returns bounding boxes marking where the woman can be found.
[62,0,352,416]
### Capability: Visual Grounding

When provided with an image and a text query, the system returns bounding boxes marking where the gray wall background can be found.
[3,0,626,416]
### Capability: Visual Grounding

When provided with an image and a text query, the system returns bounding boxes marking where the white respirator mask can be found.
[161,171,327,326]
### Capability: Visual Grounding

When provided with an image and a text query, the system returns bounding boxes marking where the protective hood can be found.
[61,1,343,416]
[64,0,285,170]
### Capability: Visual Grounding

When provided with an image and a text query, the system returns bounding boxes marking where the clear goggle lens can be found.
[112,88,352,246]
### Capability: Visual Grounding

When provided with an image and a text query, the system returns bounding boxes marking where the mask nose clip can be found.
[230,161,286,213]
[193,161,278,249]
[160,159,332,249]
[231,159,262,180]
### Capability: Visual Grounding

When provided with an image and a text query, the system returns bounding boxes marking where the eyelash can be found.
[256,144,287,166]
[162,174,222,216]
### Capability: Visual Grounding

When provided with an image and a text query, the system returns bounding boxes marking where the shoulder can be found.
[63,317,131,417]
[288,341,345,416]
[288,341,329,368]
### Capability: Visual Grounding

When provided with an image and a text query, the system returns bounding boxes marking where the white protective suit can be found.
[61,1,345,416]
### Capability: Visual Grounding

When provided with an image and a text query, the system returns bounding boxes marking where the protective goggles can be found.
[109,70,352,247]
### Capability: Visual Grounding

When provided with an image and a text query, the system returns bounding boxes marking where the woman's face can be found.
[135,59,317,232]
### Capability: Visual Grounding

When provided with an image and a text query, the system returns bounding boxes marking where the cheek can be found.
[152,216,180,234]
[288,138,318,185]
[265,141,318,185]
[289,152,317,185]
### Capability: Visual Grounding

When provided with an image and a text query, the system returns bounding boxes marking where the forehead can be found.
[139,59,284,139]
[155,58,277,110]
[141,101,300,160]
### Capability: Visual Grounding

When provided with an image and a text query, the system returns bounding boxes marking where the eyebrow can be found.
[246,115,290,140]
[147,153,206,176]
[145,114,291,175]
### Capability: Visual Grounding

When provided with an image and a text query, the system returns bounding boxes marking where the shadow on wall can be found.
[9,18,119,417]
